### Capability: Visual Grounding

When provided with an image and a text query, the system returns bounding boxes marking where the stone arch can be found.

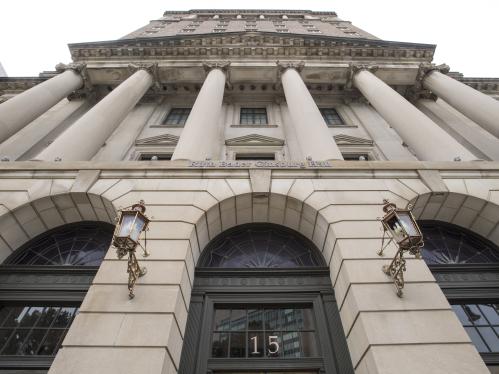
[193,192,330,267]
[0,191,116,263]
[410,191,499,246]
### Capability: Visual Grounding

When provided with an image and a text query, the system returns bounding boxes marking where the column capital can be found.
[202,61,231,88]
[276,60,305,74]
[128,63,160,91]
[417,63,450,82]
[408,63,450,102]
[346,64,378,88]
[55,62,90,93]
[55,62,87,75]
[202,60,231,73]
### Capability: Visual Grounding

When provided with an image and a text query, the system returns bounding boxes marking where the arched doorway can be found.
[419,220,499,372]
[179,223,354,374]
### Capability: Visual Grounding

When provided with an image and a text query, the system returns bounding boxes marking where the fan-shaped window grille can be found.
[199,224,326,268]
[419,221,499,265]
[5,222,114,266]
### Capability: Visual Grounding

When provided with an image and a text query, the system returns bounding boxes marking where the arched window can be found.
[419,221,499,370]
[180,223,354,374]
[0,221,113,372]
[198,223,325,268]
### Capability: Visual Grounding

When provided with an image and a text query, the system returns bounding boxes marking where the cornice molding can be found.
[68,33,435,63]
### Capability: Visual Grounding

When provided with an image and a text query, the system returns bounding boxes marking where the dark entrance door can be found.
[178,224,355,374]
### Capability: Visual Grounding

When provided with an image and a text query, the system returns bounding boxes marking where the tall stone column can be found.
[352,66,476,161]
[172,61,229,161]
[35,65,155,161]
[0,63,84,143]
[278,61,343,160]
[421,64,499,139]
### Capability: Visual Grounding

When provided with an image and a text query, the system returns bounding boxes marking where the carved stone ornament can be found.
[346,63,379,88]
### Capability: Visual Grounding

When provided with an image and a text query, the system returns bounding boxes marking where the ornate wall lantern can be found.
[112,200,150,299]
[377,199,423,297]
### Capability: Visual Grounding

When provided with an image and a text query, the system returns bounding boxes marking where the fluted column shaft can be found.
[423,70,499,139]
[36,69,153,161]
[280,67,343,160]
[172,67,226,161]
[0,69,83,143]
[353,69,476,161]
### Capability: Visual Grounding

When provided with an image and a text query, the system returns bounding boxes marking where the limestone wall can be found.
[0,162,496,373]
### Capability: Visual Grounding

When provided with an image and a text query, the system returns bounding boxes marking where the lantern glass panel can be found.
[118,213,137,238]
[386,216,408,244]
[130,215,146,242]
[398,212,419,237]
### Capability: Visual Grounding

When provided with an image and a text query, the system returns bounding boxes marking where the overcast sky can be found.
[1,0,498,77]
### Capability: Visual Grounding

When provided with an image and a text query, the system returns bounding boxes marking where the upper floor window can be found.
[320,108,345,127]
[240,108,268,125]
[163,108,191,126]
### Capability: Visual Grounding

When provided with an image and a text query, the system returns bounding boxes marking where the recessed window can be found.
[213,29,226,33]
[342,153,369,161]
[180,29,195,33]
[138,153,172,161]
[240,108,268,125]
[276,29,288,33]
[320,108,345,126]
[163,108,191,126]
[235,153,275,161]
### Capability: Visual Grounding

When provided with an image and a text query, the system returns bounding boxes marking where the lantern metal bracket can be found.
[112,200,151,299]
[377,199,424,297]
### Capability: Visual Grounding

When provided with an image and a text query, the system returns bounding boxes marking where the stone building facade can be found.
[0,9,498,374]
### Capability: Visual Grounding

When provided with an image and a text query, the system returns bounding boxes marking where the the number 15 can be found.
[250,335,280,355]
